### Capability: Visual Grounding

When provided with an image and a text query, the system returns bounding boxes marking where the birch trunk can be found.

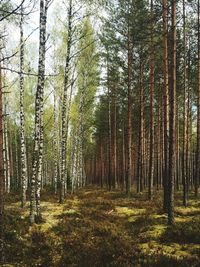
[60,0,72,203]
[30,0,49,223]
[0,59,5,263]
[53,90,58,194]
[2,101,10,193]
[19,6,27,208]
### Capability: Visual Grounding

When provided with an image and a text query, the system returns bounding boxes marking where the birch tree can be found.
[60,0,73,203]
[30,0,50,224]
[0,59,5,264]
[19,5,28,208]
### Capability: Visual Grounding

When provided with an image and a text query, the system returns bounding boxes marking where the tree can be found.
[60,0,73,203]
[162,0,169,212]
[70,17,99,192]
[127,3,133,197]
[148,0,155,200]
[19,4,28,208]
[0,60,5,263]
[195,0,200,197]
[30,0,50,224]
[168,0,177,225]
[137,51,145,193]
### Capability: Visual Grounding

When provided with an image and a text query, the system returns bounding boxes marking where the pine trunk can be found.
[148,0,155,200]
[168,0,176,225]
[127,22,132,197]
[195,0,200,197]
[162,0,169,211]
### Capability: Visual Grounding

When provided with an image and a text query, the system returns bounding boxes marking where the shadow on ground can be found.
[3,188,200,267]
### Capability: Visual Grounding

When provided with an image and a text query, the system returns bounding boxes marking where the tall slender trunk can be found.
[5,103,10,193]
[19,6,27,208]
[2,115,6,192]
[160,103,164,188]
[3,101,10,193]
[0,59,5,263]
[127,20,132,197]
[148,0,155,200]
[176,105,180,191]
[108,68,112,191]
[60,0,72,203]
[162,0,169,211]
[10,134,14,189]
[195,0,200,197]
[36,104,44,218]
[186,76,190,197]
[100,142,104,188]
[14,130,19,188]
[168,0,176,225]
[157,105,161,189]
[112,88,117,189]
[53,90,58,194]
[30,0,48,223]
[122,122,126,191]
[182,0,188,206]
[137,55,144,193]
[78,89,84,188]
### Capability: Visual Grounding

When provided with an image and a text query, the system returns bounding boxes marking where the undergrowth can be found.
[2,188,200,267]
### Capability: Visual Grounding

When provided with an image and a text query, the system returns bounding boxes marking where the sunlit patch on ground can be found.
[114,206,146,217]
[3,188,200,266]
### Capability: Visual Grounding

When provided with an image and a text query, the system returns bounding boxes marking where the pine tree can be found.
[168,0,176,225]
[148,0,155,200]
[162,0,169,212]
[196,0,200,197]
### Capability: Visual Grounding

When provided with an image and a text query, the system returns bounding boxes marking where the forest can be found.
[0,0,200,266]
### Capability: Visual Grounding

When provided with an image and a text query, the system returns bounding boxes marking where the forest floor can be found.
[2,187,200,267]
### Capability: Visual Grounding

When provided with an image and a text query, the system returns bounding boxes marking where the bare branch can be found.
[1,66,58,77]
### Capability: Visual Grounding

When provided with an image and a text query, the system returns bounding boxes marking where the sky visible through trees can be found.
[1,0,200,266]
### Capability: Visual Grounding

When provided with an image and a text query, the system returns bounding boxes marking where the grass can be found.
[2,187,200,267]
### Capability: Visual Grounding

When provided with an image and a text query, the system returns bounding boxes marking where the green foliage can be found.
[0,1,13,21]
[70,16,99,153]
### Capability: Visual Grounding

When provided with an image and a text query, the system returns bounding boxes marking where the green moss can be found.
[115,206,146,217]
[175,206,200,216]
[4,188,200,266]
[161,218,200,244]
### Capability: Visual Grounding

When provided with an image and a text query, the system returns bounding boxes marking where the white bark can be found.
[19,6,28,208]
[30,0,49,223]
